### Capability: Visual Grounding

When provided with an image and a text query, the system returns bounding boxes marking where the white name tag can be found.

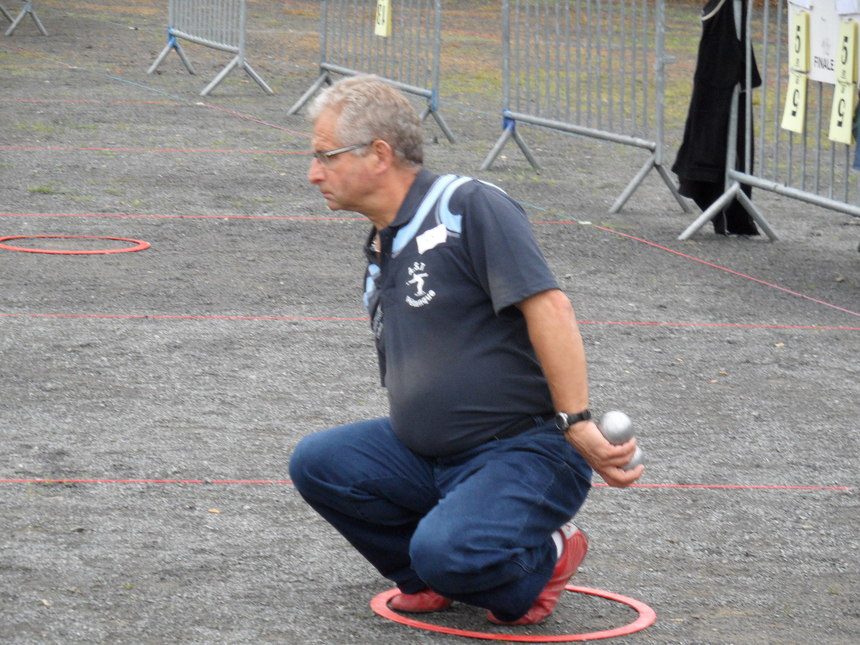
[416,224,447,254]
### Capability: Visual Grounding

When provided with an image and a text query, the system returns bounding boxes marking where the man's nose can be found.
[307,158,324,184]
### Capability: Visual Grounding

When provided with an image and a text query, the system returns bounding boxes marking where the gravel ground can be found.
[1,2,858,644]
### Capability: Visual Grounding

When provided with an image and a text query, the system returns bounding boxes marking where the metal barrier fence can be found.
[680,0,860,240]
[481,0,686,214]
[3,1,47,36]
[288,0,454,142]
[147,0,273,96]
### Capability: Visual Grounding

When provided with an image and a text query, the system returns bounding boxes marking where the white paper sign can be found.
[801,2,839,83]
[837,0,860,16]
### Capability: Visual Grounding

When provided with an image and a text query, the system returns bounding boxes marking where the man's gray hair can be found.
[308,75,424,168]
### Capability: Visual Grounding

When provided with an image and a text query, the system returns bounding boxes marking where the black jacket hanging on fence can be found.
[672,0,762,235]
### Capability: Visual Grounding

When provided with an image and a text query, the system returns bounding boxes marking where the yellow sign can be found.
[828,81,855,144]
[829,21,857,144]
[789,10,810,73]
[782,69,808,134]
[782,10,810,133]
[836,20,857,85]
[375,0,392,38]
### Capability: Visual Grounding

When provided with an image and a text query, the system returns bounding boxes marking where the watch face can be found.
[555,410,590,431]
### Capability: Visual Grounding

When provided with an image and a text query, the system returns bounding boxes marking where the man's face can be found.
[307,108,374,213]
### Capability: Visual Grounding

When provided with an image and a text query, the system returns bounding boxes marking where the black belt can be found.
[491,412,554,441]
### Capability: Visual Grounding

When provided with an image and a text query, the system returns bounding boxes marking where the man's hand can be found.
[564,420,644,488]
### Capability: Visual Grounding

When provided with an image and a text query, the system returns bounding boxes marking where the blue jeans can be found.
[289,417,592,621]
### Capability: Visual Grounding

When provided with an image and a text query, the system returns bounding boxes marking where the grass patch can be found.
[16,122,55,136]
[28,183,63,195]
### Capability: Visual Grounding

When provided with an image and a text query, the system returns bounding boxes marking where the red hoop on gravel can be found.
[370,585,656,642]
[0,235,150,255]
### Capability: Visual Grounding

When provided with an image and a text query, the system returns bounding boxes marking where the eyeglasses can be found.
[312,142,373,166]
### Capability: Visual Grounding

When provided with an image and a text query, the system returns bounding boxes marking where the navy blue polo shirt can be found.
[363,169,559,457]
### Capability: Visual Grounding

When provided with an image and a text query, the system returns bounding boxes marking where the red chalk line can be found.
[1,145,309,155]
[200,102,311,137]
[0,212,361,222]
[0,98,179,106]
[0,42,77,68]
[0,313,370,322]
[587,224,860,318]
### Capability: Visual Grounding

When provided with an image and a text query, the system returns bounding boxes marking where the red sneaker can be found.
[388,587,453,613]
[487,522,588,625]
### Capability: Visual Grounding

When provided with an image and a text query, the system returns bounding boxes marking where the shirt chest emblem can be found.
[405,261,436,307]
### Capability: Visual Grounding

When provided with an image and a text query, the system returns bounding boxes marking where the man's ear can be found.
[370,139,396,172]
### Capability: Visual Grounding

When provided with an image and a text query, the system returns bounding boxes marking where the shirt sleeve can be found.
[456,180,560,314]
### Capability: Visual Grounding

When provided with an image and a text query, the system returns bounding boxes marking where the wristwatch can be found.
[554,409,592,432]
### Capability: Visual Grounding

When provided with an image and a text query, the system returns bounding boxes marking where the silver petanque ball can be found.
[622,445,645,471]
[599,410,633,444]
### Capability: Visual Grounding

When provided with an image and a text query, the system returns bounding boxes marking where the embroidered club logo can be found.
[405,261,436,307]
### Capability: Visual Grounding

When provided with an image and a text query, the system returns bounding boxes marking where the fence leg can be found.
[147,44,172,74]
[4,9,25,35]
[148,34,196,76]
[173,41,195,74]
[481,117,540,171]
[28,4,45,34]
[242,61,274,95]
[655,163,693,214]
[610,155,692,214]
[734,185,779,241]
[480,129,512,170]
[0,4,12,22]
[678,184,740,240]
[200,56,274,97]
[511,128,540,170]
[5,2,47,36]
[418,106,455,143]
[287,72,331,115]
[611,156,657,214]
[678,182,779,241]
[200,55,241,96]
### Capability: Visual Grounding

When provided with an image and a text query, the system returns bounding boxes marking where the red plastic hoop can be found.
[370,585,656,642]
[0,235,150,254]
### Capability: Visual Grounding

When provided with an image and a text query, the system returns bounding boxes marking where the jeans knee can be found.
[409,523,484,592]
[288,433,327,497]
[409,528,450,590]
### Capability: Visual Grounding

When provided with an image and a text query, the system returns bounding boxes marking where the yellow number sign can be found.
[782,10,810,134]
[375,0,392,38]
[829,20,857,144]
